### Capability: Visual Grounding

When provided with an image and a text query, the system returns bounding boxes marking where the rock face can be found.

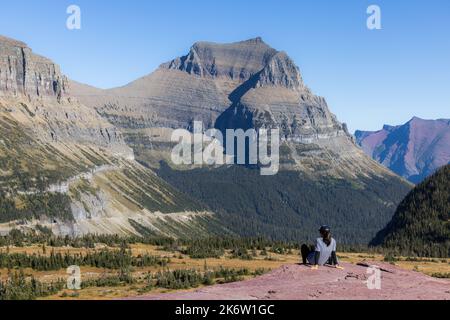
[355,117,450,183]
[0,35,69,100]
[162,37,277,82]
[0,35,131,159]
[216,50,345,143]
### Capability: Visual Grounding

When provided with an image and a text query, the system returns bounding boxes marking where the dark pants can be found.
[300,244,315,264]
[301,243,336,265]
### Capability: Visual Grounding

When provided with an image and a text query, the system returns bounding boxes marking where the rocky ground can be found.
[132,262,450,300]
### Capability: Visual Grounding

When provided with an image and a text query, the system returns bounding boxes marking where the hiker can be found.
[301,225,344,270]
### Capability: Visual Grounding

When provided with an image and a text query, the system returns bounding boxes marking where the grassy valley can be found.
[0,234,448,300]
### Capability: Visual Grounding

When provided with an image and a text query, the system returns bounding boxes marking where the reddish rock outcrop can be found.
[131,263,450,300]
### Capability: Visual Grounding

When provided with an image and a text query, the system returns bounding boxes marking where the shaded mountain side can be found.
[215,50,344,141]
[355,117,450,183]
[371,165,450,257]
[157,162,411,244]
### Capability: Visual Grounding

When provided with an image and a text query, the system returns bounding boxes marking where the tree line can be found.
[0,246,169,271]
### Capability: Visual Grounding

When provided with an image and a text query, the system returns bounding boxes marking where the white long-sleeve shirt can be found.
[307,237,337,266]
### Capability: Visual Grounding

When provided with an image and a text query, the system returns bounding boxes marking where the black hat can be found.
[319,225,331,233]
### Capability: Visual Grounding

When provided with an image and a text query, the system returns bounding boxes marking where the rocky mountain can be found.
[73,38,386,178]
[0,35,227,238]
[355,117,450,183]
[72,37,412,243]
[371,165,450,257]
[71,38,278,131]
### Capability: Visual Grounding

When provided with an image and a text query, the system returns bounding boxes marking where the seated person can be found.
[301,225,344,270]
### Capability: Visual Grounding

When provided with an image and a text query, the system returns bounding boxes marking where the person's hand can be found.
[335,265,344,270]
[311,265,319,270]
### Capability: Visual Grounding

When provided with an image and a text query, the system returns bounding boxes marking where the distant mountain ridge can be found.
[355,117,450,183]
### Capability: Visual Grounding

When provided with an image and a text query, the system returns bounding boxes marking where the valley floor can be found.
[0,244,449,300]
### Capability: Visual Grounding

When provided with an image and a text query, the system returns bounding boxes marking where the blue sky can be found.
[1,0,449,132]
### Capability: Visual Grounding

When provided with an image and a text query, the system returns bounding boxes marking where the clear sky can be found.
[1,0,449,132]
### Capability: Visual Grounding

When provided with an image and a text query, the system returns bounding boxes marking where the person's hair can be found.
[321,230,332,246]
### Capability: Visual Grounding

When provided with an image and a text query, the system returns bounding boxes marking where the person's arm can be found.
[311,240,321,270]
[330,251,338,265]
[331,240,344,269]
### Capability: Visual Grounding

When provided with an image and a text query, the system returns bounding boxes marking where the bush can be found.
[0,271,65,300]
[230,247,253,260]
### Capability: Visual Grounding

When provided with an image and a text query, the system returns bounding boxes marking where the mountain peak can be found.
[160,37,308,91]
[161,38,277,81]
[241,36,265,44]
[192,37,267,49]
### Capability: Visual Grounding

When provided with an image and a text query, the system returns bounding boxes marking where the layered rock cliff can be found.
[0,35,68,100]
[162,37,277,82]
[0,35,129,155]
[216,50,347,144]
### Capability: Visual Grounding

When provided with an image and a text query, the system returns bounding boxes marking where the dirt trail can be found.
[132,262,450,300]
[16,164,116,195]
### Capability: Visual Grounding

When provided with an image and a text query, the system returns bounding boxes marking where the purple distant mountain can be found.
[355,117,450,183]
